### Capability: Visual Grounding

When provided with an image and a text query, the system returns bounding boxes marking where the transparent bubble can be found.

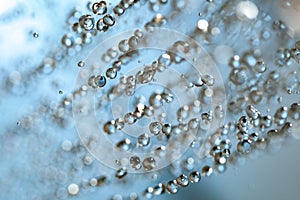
[138,133,150,147]
[118,40,130,52]
[115,167,127,179]
[176,174,189,187]
[144,187,154,199]
[92,1,107,15]
[33,32,39,38]
[154,145,166,158]
[237,139,252,154]
[158,53,171,67]
[68,183,79,195]
[189,171,201,183]
[254,61,267,73]
[128,36,139,48]
[142,157,156,171]
[161,123,172,136]
[116,139,131,151]
[79,14,95,31]
[94,75,106,87]
[124,112,137,124]
[61,34,74,48]
[134,29,143,38]
[166,180,178,194]
[106,68,118,79]
[77,61,85,67]
[96,18,109,32]
[149,121,163,135]
[130,156,142,170]
[103,121,116,134]
[103,14,115,26]
[202,166,213,177]
[114,5,125,16]
[115,118,125,130]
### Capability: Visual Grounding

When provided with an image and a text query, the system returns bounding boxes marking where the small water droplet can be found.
[142,157,156,171]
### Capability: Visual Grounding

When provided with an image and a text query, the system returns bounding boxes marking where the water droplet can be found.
[33,32,39,38]
[144,187,154,199]
[118,40,130,52]
[158,53,171,67]
[61,140,73,151]
[124,112,137,124]
[68,183,79,195]
[188,118,199,129]
[94,75,106,88]
[166,180,178,194]
[189,171,201,183]
[79,14,95,31]
[153,183,165,195]
[96,18,109,32]
[114,118,124,130]
[103,14,115,26]
[130,156,142,170]
[176,174,189,187]
[77,61,85,67]
[61,34,74,48]
[202,166,213,177]
[142,157,156,171]
[113,5,125,16]
[237,139,252,154]
[106,68,117,79]
[137,133,150,147]
[154,145,166,158]
[134,29,143,38]
[254,61,267,73]
[116,139,131,151]
[149,121,163,135]
[92,1,107,15]
[115,167,127,179]
[103,121,116,134]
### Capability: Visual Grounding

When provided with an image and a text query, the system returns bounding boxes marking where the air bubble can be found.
[189,171,201,183]
[149,121,163,135]
[116,139,131,151]
[68,184,79,195]
[77,61,85,67]
[176,174,189,187]
[130,156,142,170]
[202,166,213,177]
[92,1,107,15]
[94,75,106,87]
[142,157,156,171]
[118,40,130,52]
[115,167,127,179]
[96,18,109,32]
[106,68,118,79]
[103,14,115,26]
[166,180,178,194]
[124,112,137,124]
[138,133,150,147]
[79,14,95,31]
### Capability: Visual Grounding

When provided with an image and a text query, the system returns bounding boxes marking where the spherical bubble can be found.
[96,18,109,32]
[236,1,259,21]
[103,14,115,26]
[68,184,79,195]
[94,75,106,88]
[197,19,209,31]
[79,14,95,31]
[92,1,107,15]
